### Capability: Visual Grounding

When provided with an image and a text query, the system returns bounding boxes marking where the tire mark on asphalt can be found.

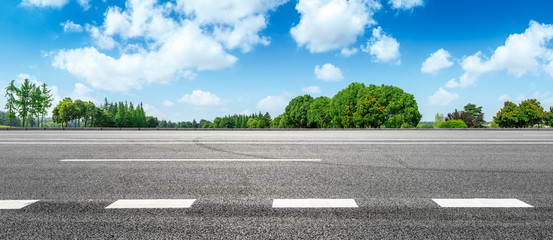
[192,139,271,159]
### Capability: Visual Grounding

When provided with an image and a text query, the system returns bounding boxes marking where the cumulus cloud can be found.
[163,100,174,107]
[77,0,90,10]
[143,104,166,119]
[302,86,321,94]
[20,0,68,8]
[421,49,453,74]
[69,83,98,103]
[340,48,358,57]
[444,78,459,88]
[362,26,400,64]
[178,90,222,107]
[546,61,553,78]
[61,20,83,33]
[428,87,458,106]
[256,93,289,115]
[314,63,344,81]
[388,0,423,10]
[449,21,553,88]
[291,0,381,53]
[52,0,285,92]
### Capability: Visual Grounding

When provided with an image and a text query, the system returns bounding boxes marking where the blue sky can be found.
[1,0,553,122]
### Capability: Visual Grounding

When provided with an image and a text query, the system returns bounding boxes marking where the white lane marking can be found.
[272,199,358,208]
[105,199,196,209]
[0,200,39,209]
[432,198,533,208]
[61,159,321,162]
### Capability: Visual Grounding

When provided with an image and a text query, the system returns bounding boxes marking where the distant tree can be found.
[53,98,76,127]
[494,101,520,128]
[283,94,314,128]
[271,114,283,128]
[329,82,365,128]
[438,119,468,128]
[461,103,484,128]
[494,99,545,128]
[433,113,445,128]
[39,83,53,127]
[518,99,544,127]
[307,96,331,128]
[363,84,421,128]
[246,118,258,128]
[546,107,553,127]
[445,109,477,128]
[353,95,386,128]
[257,112,271,128]
[4,80,18,127]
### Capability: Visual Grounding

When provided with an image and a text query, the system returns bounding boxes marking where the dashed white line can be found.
[0,200,39,209]
[105,199,196,209]
[61,159,321,162]
[432,198,533,208]
[272,199,358,208]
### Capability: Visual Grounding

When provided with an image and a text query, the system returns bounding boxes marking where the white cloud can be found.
[452,21,553,88]
[498,94,511,102]
[421,49,453,74]
[178,90,222,107]
[291,0,381,53]
[314,63,344,81]
[240,109,250,115]
[61,20,83,33]
[388,0,423,10]
[444,78,459,88]
[256,93,289,115]
[20,0,68,8]
[546,61,553,78]
[163,100,174,107]
[143,104,166,119]
[428,87,459,106]
[363,26,400,64]
[16,73,39,85]
[340,48,358,57]
[53,0,284,92]
[77,0,90,10]
[302,86,321,94]
[69,83,98,103]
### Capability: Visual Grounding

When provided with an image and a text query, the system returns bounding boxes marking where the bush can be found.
[438,120,468,128]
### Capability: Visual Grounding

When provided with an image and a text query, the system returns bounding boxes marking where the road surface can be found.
[1,130,553,239]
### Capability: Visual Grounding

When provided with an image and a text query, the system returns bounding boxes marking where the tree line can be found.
[52,97,155,128]
[494,99,552,128]
[4,79,53,127]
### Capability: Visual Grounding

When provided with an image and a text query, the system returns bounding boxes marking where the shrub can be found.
[438,119,468,128]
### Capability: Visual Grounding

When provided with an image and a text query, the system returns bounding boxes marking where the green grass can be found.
[0,125,11,128]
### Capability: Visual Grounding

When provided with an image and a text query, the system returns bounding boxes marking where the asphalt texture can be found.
[1,130,553,239]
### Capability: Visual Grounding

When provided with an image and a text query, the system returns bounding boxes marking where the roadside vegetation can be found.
[2,79,552,129]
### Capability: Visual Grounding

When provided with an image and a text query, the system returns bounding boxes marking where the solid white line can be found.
[60,158,321,162]
[272,199,358,208]
[432,198,533,208]
[105,199,196,209]
[0,200,39,209]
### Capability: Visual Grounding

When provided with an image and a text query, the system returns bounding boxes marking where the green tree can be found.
[246,118,258,128]
[15,79,33,127]
[438,119,468,128]
[352,95,386,128]
[53,98,76,127]
[494,101,520,128]
[271,114,283,128]
[307,96,331,128]
[546,107,553,127]
[329,82,366,128]
[39,83,53,127]
[363,84,422,128]
[283,94,314,128]
[4,80,18,127]
[518,99,544,127]
[433,113,445,128]
[461,103,484,128]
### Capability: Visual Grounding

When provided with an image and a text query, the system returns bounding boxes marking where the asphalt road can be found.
[1,130,553,239]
